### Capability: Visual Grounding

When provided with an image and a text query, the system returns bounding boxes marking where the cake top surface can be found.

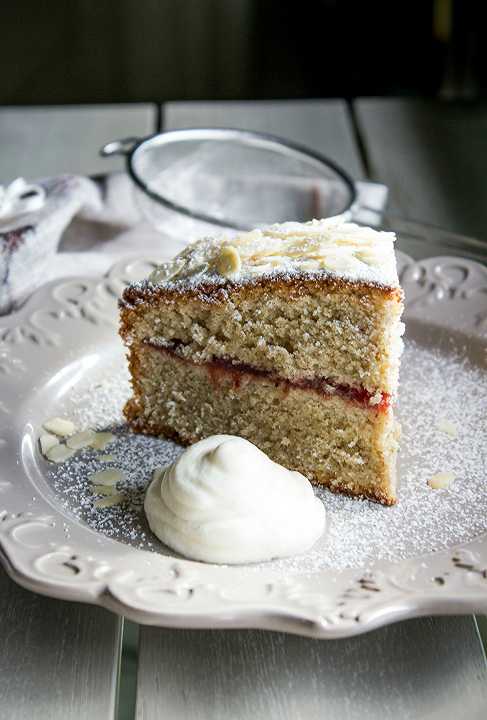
[146,218,400,290]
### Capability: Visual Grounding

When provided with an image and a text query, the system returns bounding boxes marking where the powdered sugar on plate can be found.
[47,336,487,574]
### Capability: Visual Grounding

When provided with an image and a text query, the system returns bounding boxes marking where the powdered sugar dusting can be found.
[47,337,487,574]
[50,427,182,552]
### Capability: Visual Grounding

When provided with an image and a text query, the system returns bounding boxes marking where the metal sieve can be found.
[101,128,357,238]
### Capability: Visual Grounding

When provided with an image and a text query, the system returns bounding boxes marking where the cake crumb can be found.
[369,390,382,406]
[428,472,455,490]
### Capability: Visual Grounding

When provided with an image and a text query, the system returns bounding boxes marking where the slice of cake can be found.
[120,219,404,505]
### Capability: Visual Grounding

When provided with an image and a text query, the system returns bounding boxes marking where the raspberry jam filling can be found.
[145,339,390,412]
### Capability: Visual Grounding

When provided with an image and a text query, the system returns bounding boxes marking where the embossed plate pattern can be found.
[0,252,486,638]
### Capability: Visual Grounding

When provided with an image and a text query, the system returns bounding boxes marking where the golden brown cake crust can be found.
[121,272,402,318]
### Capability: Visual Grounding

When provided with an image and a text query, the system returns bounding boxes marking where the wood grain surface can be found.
[356,98,487,240]
[136,619,487,720]
[0,103,156,182]
[0,568,121,720]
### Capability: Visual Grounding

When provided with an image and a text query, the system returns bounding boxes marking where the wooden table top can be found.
[0,99,486,720]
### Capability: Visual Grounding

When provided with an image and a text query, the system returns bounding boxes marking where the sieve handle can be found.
[100,137,141,157]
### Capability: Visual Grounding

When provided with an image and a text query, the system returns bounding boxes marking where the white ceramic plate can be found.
[1,252,487,639]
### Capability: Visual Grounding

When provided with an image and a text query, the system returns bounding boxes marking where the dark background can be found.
[2,0,486,105]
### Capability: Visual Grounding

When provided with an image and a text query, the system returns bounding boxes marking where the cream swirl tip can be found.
[144,434,326,564]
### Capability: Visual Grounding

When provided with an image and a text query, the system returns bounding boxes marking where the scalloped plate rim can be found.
[0,251,486,639]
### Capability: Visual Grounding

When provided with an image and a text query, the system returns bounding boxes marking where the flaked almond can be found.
[89,468,123,487]
[43,417,77,437]
[428,472,455,490]
[90,432,116,451]
[296,260,321,271]
[91,484,115,496]
[46,444,76,464]
[437,418,457,439]
[320,255,356,273]
[355,249,379,265]
[229,229,262,247]
[39,433,59,456]
[216,245,241,276]
[94,493,125,509]
[148,257,186,284]
[66,429,96,450]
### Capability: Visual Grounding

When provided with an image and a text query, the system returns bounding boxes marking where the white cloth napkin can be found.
[0,173,388,315]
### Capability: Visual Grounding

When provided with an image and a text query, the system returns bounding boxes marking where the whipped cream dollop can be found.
[144,435,326,564]
[148,218,399,288]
